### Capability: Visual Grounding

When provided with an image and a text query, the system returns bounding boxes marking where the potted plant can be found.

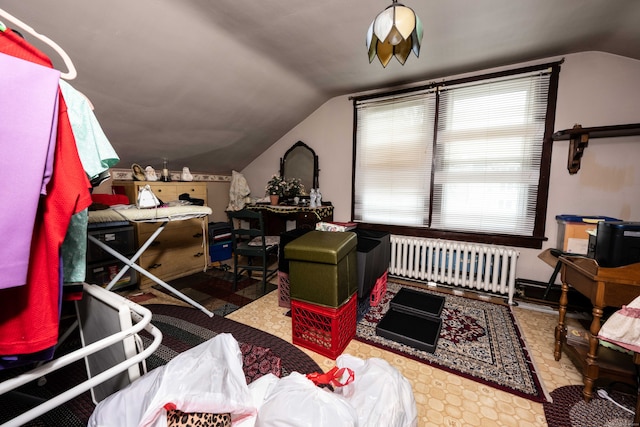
[265,174,285,205]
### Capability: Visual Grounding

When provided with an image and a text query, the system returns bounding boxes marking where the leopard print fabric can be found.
[166,409,231,427]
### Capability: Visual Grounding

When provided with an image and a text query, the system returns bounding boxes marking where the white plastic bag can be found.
[335,354,418,427]
[88,333,256,427]
[254,372,358,427]
[235,374,280,427]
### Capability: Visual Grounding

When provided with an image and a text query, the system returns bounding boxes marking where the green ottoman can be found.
[285,231,358,307]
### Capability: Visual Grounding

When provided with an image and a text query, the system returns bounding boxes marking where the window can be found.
[353,63,560,248]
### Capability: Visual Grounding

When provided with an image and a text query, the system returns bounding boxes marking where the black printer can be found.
[594,221,640,267]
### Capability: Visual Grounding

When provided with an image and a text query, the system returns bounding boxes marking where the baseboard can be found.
[515,278,592,313]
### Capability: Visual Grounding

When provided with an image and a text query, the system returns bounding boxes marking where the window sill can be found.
[356,223,546,249]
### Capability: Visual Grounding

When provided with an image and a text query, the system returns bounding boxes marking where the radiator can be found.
[389,235,519,305]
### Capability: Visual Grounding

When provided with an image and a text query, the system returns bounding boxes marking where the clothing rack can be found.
[0,12,164,425]
[0,284,163,427]
[0,7,77,79]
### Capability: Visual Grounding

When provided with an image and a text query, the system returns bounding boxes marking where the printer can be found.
[594,221,640,267]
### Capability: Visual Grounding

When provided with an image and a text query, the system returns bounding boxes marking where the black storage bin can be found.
[208,221,232,243]
[279,228,312,273]
[376,309,442,353]
[87,225,135,264]
[354,229,391,281]
[595,221,640,267]
[357,237,380,299]
[86,259,137,290]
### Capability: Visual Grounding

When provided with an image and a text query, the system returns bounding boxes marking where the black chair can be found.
[227,209,279,293]
[542,248,574,300]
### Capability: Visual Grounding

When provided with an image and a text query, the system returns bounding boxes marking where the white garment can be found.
[227,170,251,211]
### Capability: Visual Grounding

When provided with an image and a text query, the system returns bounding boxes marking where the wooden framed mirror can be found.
[280,141,318,194]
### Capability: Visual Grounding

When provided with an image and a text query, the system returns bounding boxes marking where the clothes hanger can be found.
[0,7,77,80]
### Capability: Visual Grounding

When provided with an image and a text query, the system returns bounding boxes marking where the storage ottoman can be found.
[285,231,358,307]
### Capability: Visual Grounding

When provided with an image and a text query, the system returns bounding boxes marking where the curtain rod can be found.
[350,59,564,103]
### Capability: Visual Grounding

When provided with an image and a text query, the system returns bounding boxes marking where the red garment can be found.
[0,29,92,354]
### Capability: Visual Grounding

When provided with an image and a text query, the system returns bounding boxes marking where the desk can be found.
[246,204,333,235]
[554,256,640,402]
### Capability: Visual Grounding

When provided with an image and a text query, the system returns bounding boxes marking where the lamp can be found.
[366,0,423,67]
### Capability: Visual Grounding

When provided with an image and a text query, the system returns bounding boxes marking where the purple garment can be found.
[0,52,61,289]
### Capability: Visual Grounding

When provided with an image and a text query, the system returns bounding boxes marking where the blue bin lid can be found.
[556,214,621,223]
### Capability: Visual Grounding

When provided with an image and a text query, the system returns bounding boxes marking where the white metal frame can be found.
[0,284,162,427]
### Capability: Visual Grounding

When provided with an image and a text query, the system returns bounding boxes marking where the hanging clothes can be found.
[59,79,119,284]
[0,28,92,356]
[0,50,60,289]
[58,79,119,183]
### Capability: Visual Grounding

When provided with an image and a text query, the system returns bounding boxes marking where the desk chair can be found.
[227,209,279,293]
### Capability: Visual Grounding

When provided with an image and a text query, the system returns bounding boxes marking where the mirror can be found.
[280,141,318,195]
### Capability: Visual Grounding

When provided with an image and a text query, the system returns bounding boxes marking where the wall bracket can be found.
[552,123,640,175]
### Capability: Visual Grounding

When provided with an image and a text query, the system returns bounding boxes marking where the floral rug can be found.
[356,280,547,402]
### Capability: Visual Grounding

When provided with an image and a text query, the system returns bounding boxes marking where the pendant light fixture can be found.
[366,0,423,67]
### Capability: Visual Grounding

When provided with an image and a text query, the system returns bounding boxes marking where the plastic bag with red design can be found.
[254,372,358,426]
[334,354,418,427]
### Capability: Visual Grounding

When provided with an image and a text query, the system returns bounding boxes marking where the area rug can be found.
[0,304,321,426]
[356,280,548,403]
[543,385,635,426]
[152,268,276,316]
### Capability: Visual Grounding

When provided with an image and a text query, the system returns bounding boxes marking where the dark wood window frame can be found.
[351,60,562,249]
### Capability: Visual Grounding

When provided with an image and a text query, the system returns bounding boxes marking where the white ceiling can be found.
[2,0,640,174]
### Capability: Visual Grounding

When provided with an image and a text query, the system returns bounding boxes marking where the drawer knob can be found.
[194,252,204,258]
[149,263,162,269]
[193,232,203,238]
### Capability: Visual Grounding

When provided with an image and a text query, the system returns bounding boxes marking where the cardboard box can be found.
[556,215,620,254]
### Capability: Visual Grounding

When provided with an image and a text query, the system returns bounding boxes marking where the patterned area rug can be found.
[0,304,321,426]
[356,281,547,402]
[152,268,277,316]
[544,385,635,427]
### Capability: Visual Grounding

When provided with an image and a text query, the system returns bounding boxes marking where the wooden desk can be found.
[246,204,333,235]
[554,256,640,402]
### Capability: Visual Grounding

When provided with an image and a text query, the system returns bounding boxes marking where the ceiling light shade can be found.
[366,0,423,67]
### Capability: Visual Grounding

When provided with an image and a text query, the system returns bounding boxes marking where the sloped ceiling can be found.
[2,1,640,174]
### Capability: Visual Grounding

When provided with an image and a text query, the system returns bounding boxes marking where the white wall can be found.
[243,51,640,283]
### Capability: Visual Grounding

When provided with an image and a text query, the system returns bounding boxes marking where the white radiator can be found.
[389,235,519,305]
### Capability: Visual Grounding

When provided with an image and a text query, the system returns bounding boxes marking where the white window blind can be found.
[354,70,551,236]
[432,74,550,235]
[354,91,436,226]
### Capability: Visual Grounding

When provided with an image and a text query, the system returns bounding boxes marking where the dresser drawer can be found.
[175,183,207,200]
[137,218,206,236]
[140,225,205,251]
[138,246,207,287]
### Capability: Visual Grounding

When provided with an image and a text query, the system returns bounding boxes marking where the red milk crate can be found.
[277,271,291,308]
[291,293,357,359]
[369,270,388,307]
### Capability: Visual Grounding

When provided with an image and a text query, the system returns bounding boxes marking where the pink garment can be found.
[0,51,61,289]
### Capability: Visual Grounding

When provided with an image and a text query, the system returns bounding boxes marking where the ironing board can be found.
[88,204,214,317]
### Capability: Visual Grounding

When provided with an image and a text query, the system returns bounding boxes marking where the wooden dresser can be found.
[112,181,210,289]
